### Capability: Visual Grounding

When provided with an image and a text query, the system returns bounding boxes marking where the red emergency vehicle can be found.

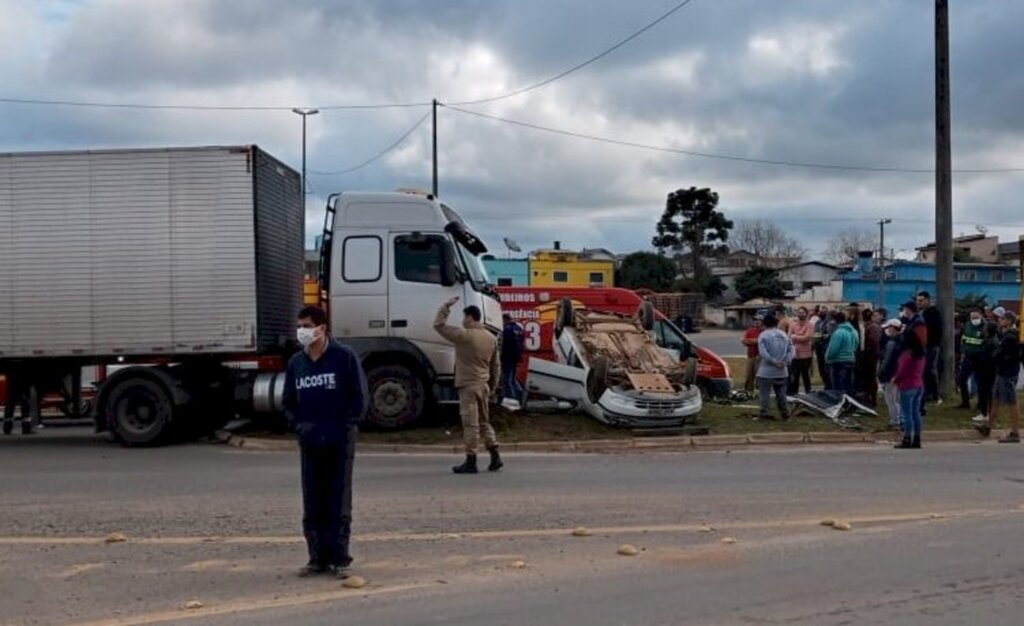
[498,287,732,398]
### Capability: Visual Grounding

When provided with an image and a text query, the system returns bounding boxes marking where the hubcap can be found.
[372,380,410,418]
[118,391,160,435]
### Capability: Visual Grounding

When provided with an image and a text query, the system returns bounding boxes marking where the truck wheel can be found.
[365,364,427,430]
[104,377,173,446]
[554,298,575,338]
[638,300,656,331]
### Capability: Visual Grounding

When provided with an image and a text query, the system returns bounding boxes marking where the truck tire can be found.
[103,377,174,446]
[365,364,427,430]
[638,300,656,331]
[554,298,575,338]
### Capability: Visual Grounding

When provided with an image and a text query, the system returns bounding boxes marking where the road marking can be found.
[1,505,1020,548]
[50,563,106,579]
[66,582,436,626]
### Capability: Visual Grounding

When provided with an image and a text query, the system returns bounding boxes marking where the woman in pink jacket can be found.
[788,307,815,394]
[893,326,927,449]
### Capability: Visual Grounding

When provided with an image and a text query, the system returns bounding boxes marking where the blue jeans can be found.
[501,365,524,401]
[899,387,923,439]
[757,376,789,419]
[829,363,855,395]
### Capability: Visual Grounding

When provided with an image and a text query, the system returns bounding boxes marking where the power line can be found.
[466,213,1024,229]
[0,96,431,112]
[447,0,699,106]
[442,104,1024,174]
[308,111,430,177]
[0,1,698,112]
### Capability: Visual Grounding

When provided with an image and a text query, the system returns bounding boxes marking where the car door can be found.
[524,357,586,402]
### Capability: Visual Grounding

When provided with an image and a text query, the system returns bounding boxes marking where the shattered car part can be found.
[788,390,877,430]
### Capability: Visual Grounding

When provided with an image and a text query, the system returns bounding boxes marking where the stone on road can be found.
[0,427,1022,625]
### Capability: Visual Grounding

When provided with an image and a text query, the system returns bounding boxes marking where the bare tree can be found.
[732,219,807,262]
[824,228,879,266]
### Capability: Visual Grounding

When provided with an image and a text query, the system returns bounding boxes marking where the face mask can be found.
[297,327,319,347]
[971,318,982,326]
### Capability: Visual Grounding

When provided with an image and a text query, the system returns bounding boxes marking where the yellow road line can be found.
[66,582,435,626]
[0,505,1019,547]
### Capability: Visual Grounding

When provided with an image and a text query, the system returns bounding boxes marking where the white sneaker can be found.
[501,398,521,411]
[971,414,988,425]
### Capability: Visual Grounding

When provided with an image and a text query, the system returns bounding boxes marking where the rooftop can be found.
[916,233,993,250]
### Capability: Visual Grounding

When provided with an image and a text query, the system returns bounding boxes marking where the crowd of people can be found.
[742,292,1023,448]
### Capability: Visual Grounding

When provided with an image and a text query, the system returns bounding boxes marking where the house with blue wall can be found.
[482,257,530,286]
[842,252,1021,312]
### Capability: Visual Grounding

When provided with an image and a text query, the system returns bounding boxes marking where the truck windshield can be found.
[455,240,491,289]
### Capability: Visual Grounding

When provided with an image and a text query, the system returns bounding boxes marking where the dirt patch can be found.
[649,545,745,569]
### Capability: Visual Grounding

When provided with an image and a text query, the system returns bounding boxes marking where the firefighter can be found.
[434,297,503,474]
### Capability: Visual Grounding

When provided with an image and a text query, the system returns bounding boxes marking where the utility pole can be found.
[432,99,439,198]
[877,218,892,311]
[935,0,955,399]
[291,108,320,209]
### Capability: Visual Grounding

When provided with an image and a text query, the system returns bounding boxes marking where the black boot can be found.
[487,446,504,472]
[894,436,913,449]
[2,420,12,435]
[452,454,478,474]
[911,435,921,449]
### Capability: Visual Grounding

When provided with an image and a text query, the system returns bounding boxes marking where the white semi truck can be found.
[0,146,500,443]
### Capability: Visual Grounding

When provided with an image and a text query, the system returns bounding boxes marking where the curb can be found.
[220,428,990,454]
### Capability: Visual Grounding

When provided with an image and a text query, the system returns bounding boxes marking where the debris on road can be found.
[720,537,738,545]
[617,544,639,556]
[698,524,716,533]
[182,601,204,610]
[788,391,877,430]
[104,532,128,544]
[820,519,838,527]
[510,560,528,569]
[572,527,593,537]
[832,521,852,531]
[343,576,367,589]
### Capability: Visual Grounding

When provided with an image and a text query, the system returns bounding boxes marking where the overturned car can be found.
[524,299,702,428]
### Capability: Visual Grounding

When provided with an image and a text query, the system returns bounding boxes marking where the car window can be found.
[654,320,693,357]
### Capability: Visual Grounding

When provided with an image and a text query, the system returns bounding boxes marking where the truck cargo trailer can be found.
[0,146,503,443]
[0,145,303,443]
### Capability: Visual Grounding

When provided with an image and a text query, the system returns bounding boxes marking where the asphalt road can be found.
[1,427,1022,625]
[690,328,745,358]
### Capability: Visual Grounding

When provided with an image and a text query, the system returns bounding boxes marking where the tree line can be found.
[614,186,880,300]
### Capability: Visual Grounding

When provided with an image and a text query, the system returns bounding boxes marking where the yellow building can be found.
[529,243,615,287]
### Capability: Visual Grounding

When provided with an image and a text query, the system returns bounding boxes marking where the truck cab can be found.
[320,190,501,428]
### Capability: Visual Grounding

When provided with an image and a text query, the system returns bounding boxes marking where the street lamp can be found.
[877,218,892,310]
[291,108,319,206]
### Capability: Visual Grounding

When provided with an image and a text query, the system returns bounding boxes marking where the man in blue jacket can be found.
[283,306,368,578]
[756,314,795,420]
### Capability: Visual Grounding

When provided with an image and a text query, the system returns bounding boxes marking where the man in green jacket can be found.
[826,311,858,396]
[959,308,989,417]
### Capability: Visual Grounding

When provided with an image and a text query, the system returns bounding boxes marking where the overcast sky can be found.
[2,0,1023,260]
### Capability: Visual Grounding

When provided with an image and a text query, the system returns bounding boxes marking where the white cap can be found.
[992,306,1007,318]
[882,318,903,329]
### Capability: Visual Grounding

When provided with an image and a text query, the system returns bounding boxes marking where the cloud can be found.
[2,0,1023,259]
